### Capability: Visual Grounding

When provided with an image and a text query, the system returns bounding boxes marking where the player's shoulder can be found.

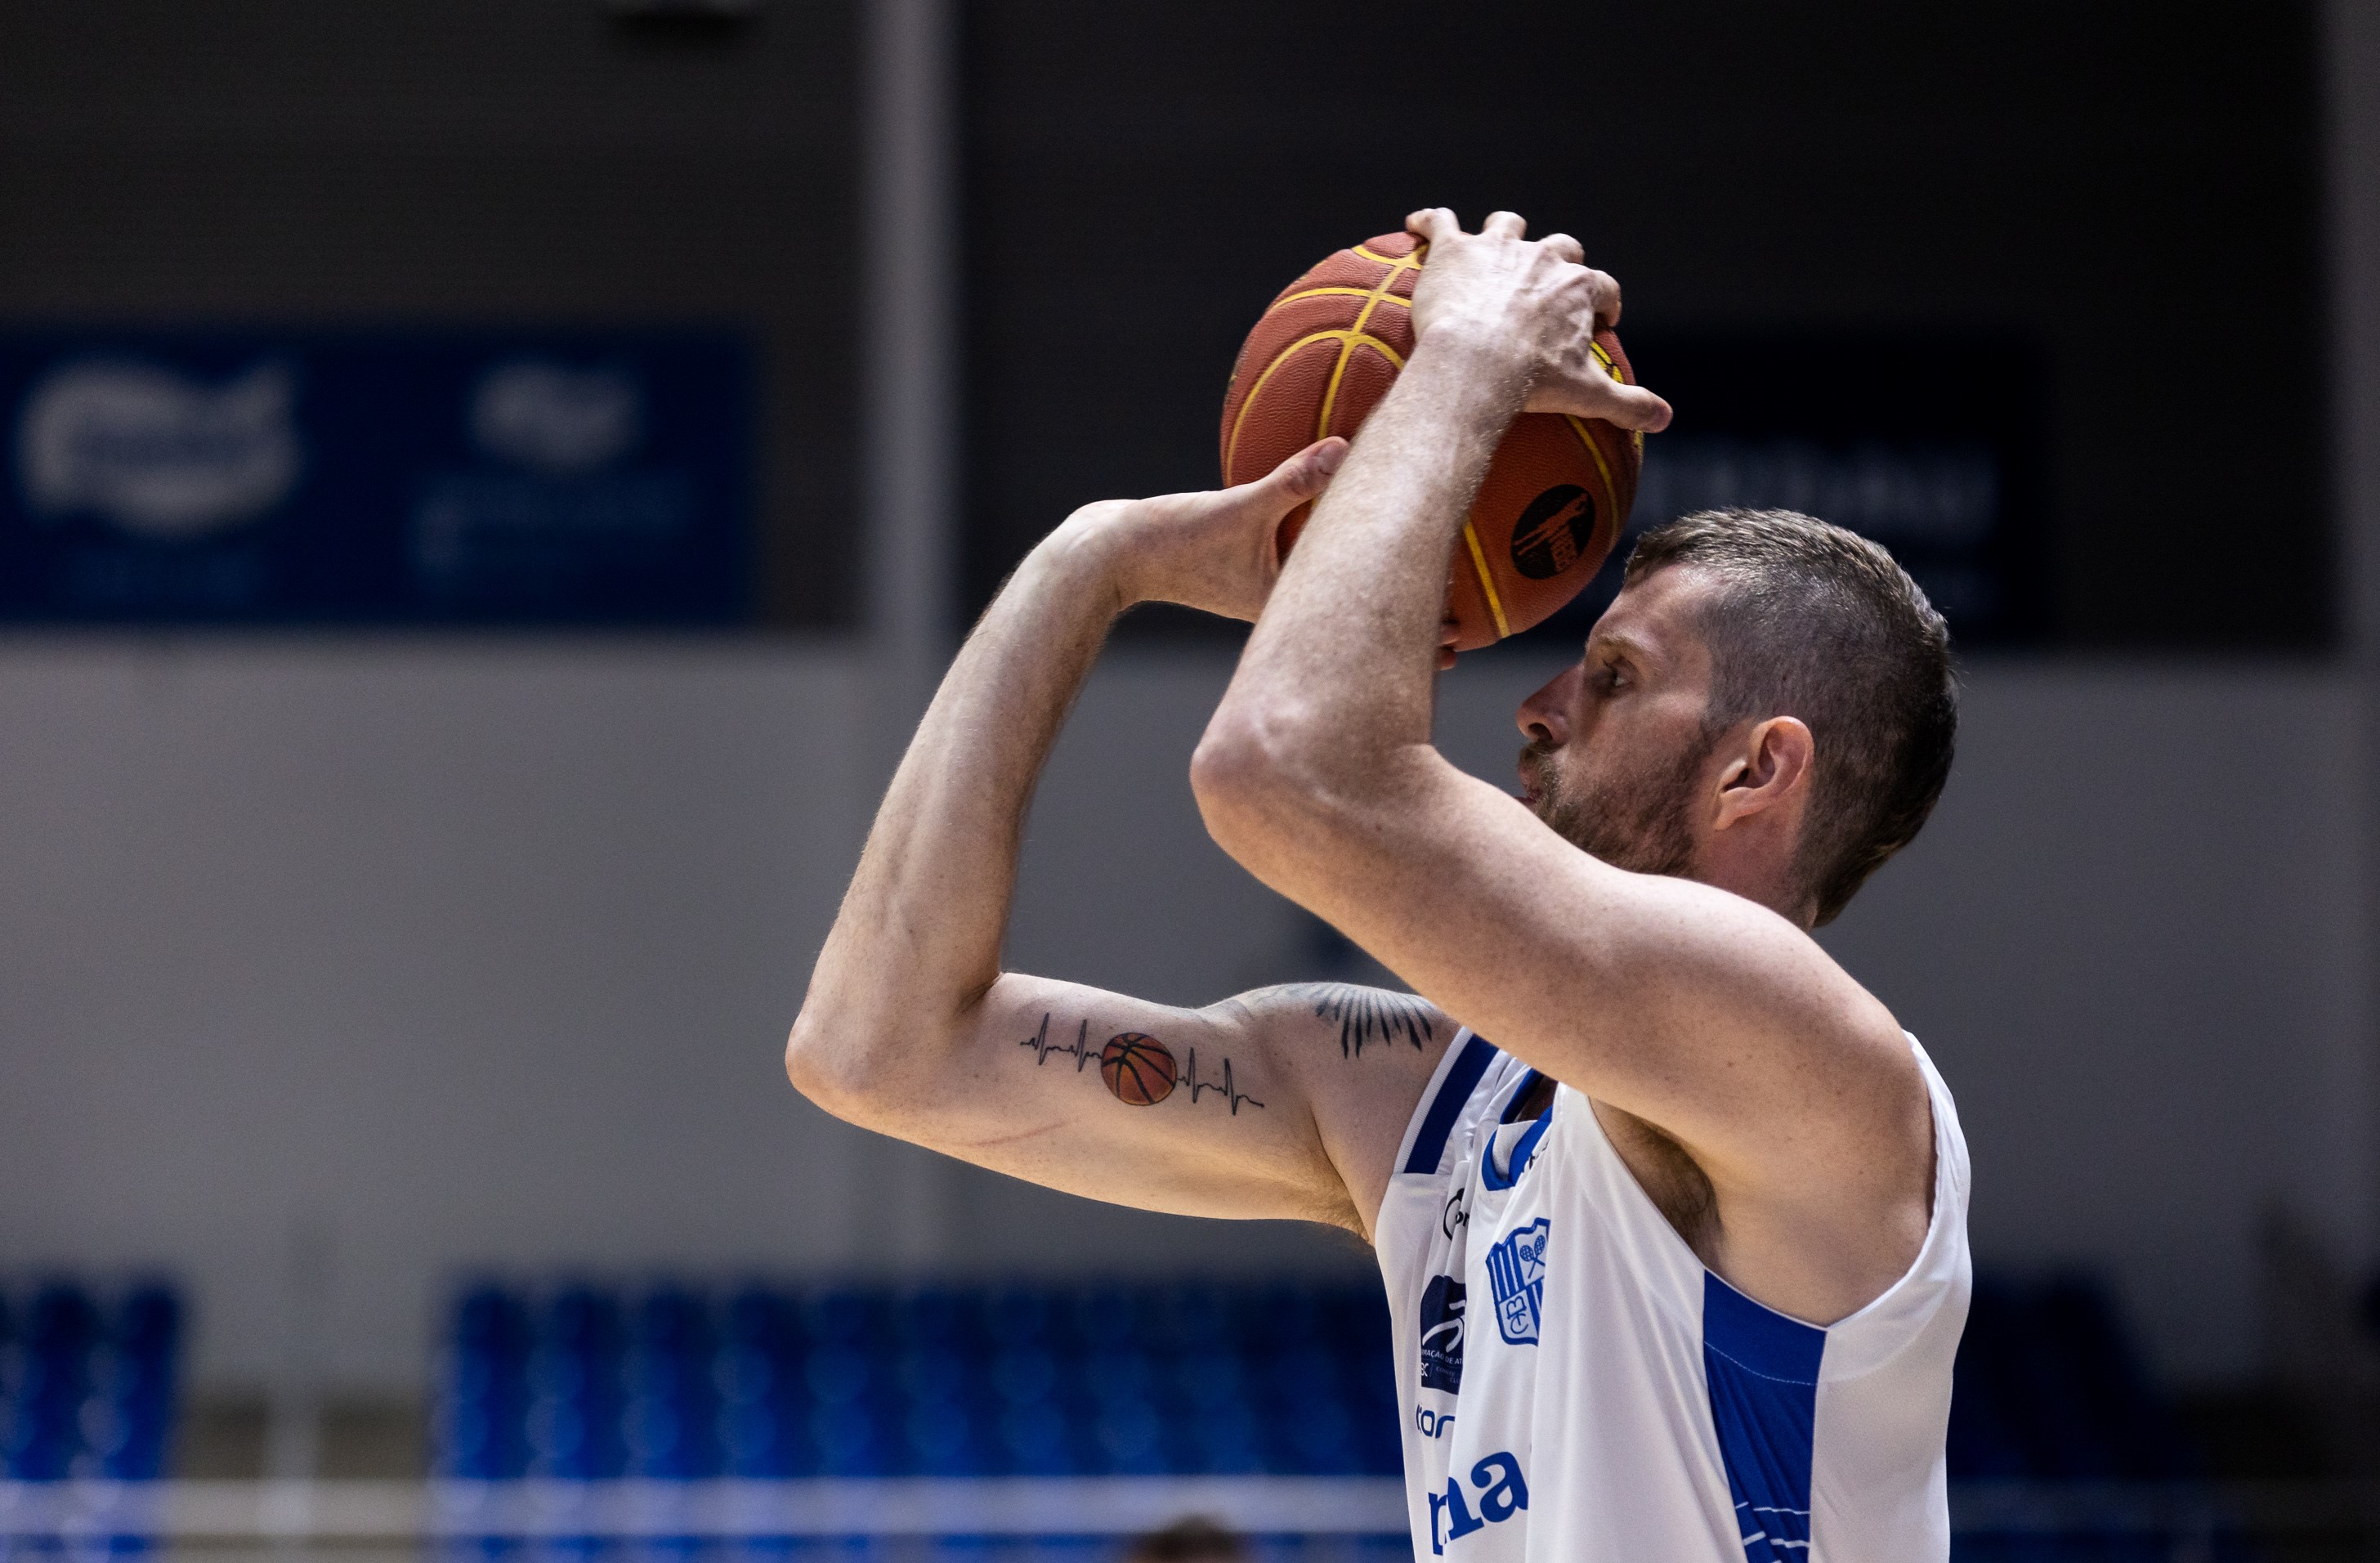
[1213,983,1461,1236]
[1213,980,1455,1064]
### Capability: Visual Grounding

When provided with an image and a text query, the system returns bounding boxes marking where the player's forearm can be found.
[1199,333,1528,801]
[788,519,1127,1113]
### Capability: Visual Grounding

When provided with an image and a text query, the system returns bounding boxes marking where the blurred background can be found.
[1,0,2377,1555]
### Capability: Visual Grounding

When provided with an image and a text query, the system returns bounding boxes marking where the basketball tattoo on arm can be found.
[1277,983,1438,1059]
[1018,1013,1265,1115]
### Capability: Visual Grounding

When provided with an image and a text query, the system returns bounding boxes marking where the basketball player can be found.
[787,208,1967,1562]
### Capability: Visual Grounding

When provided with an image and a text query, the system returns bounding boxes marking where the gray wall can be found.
[0,642,2366,1388]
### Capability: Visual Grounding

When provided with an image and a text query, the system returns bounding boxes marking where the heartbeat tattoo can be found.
[1286,983,1437,1058]
[1018,1013,1265,1114]
[1018,1013,1099,1072]
[1174,1045,1265,1114]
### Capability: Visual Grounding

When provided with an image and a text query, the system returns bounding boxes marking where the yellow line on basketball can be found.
[1462,523,1512,640]
[1224,329,1406,479]
[1565,414,1621,529]
[1313,244,1418,437]
[1274,286,1413,310]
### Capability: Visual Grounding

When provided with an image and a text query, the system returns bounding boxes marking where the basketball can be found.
[1219,231,1644,652]
[1098,1032,1177,1106]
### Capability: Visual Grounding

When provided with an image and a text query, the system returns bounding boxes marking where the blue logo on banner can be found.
[1484,1219,1549,1346]
[0,329,752,625]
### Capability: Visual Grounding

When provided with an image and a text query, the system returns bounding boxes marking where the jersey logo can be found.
[1419,1276,1465,1392]
[1429,1450,1530,1554]
[1485,1219,1549,1345]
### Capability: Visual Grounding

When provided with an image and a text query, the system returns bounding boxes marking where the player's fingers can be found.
[1584,266,1623,327]
[1405,208,1462,244]
[1265,437,1349,504]
[1482,210,1528,240]
[1538,231,1585,265]
[1598,381,1672,434]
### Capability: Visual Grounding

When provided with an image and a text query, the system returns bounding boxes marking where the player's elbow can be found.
[784,1004,902,1129]
[1191,708,1331,866]
[783,1009,850,1114]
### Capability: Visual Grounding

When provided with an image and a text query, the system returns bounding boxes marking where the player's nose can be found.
[1516,667,1574,745]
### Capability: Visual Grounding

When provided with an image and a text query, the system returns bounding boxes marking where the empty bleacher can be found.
[436,1279,1401,1483]
[0,1269,2284,1559]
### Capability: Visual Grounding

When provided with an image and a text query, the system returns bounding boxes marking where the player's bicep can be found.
[901,974,1335,1225]
[897,974,1448,1236]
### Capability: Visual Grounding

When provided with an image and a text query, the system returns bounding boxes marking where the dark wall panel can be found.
[962,0,2324,649]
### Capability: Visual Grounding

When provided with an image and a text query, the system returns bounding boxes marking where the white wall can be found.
[1825,665,2370,1379]
[0,638,2365,1388]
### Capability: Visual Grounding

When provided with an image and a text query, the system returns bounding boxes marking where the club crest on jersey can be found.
[1485,1219,1550,1345]
[1419,1275,1466,1391]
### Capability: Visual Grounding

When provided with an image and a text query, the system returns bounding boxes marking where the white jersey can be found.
[1376,1030,1971,1563]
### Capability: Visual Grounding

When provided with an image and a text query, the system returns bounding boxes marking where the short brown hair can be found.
[1622,508,1957,925]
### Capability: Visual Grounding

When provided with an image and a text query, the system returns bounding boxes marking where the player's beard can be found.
[1521,732,1707,880]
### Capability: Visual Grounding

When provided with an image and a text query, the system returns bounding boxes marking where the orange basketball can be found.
[1098,1032,1176,1107]
[1219,231,1643,652]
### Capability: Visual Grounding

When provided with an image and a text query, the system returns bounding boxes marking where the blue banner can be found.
[0,329,754,625]
[1523,332,2047,647]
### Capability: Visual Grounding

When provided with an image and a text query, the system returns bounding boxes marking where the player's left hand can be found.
[1404,208,1672,433]
[1066,437,1348,624]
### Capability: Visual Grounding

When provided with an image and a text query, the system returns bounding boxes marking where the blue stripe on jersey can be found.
[1478,1106,1553,1191]
[1703,1273,1825,1563]
[1402,1035,1498,1175]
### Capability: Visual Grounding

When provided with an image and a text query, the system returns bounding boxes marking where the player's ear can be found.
[1711,716,1814,831]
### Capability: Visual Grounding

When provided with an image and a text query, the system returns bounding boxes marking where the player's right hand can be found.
[1061,437,1347,623]
[1404,208,1671,434]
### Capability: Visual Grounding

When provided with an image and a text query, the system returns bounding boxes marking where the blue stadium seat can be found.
[530,1287,629,1480]
[436,1284,532,1479]
[0,1281,183,1482]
